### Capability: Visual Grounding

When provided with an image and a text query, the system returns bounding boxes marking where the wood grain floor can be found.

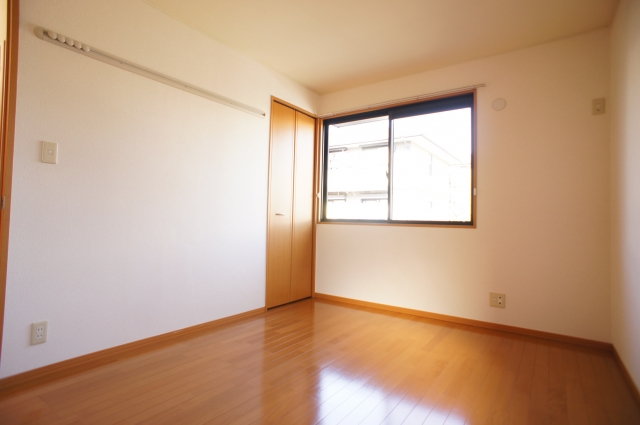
[0,299,638,424]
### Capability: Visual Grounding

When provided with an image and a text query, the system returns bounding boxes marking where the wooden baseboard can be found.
[613,346,640,407]
[314,293,612,351]
[0,307,265,395]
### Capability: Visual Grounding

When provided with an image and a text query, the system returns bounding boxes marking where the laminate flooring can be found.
[0,299,638,424]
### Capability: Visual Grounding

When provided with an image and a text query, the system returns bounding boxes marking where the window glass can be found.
[326,116,389,220]
[392,108,472,221]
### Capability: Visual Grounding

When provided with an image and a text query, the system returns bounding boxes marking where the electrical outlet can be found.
[592,98,605,115]
[30,321,48,345]
[490,293,506,308]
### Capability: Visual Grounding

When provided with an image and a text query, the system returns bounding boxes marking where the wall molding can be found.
[1,296,635,407]
[314,293,613,351]
[613,346,640,408]
[0,307,265,396]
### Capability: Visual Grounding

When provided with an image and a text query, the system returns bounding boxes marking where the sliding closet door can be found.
[266,102,295,308]
[290,111,314,301]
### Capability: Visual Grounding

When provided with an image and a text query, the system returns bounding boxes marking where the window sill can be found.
[317,220,475,229]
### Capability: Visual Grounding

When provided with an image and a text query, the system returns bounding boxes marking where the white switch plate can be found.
[490,292,506,308]
[30,321,48,345]
[41,141,58,164]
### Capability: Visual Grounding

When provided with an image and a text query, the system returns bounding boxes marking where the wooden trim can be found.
[613,345,640,407]
[271,96,317,119]
[290,109,298,300]
[264,99,275,308]
[0,307,265,395]
[0,0,19,365]
[317,221,476,229]
[314,293,613,351]
[311,116,319,297]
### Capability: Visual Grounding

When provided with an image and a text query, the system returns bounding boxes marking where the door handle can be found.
[275,213,285,216]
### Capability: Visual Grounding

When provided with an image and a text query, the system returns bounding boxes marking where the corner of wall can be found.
[609,0,640,392]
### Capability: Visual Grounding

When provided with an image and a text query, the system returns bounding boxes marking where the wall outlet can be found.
[490,293,506,308]
[592,98,605,115]
[30,321,48,345]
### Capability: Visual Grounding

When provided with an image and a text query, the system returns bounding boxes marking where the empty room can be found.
[0,0,639,423]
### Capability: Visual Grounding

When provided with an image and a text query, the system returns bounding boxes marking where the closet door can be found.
[266,102,295,308]
[290,111,314,301]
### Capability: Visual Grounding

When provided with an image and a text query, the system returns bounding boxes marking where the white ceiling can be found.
[142,0,618,94]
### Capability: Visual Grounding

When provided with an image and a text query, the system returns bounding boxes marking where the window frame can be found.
[319,90,477,227]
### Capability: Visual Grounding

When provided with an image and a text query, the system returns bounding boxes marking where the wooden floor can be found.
[1,299,639,424]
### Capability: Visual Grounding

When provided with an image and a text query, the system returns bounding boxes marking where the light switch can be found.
[42,141,58,164]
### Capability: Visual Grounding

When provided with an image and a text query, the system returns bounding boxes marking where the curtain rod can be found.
[318,84,486,118]
[35,27,266,118]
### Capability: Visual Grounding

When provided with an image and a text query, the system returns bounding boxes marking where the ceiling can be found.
[142,0,618,94]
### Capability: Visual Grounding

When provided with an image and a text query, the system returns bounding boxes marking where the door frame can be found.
[0,0,20,363]
[265,97,319,308]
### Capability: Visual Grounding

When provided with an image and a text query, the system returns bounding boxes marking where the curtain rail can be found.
[318,84,485,118]
[35,27,266,118]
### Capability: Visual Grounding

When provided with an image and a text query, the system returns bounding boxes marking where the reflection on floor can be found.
[0,298,639,424]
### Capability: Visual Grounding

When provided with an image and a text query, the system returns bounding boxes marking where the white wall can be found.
[610,0,640,390]
[317,30,612,342]
[0,0,318,378]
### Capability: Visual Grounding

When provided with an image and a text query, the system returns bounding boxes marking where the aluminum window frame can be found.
[320,91,476,227]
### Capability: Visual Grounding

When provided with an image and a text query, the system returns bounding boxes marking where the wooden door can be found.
[265,102,295,308]
[290,111,314,301]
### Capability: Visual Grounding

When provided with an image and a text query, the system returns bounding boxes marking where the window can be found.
[321,92,475,225]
